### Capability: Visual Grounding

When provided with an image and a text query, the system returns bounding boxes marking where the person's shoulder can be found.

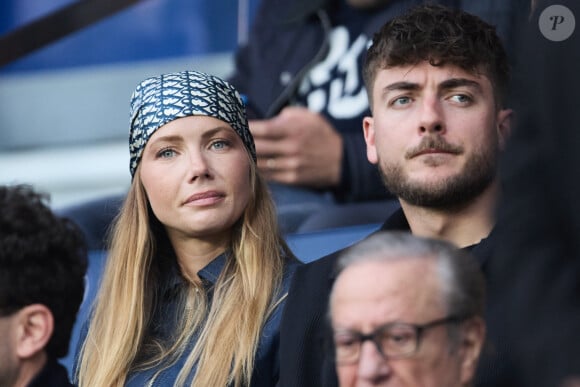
[283,249,342,303]
[28,360,74,387]
[281,256,304,285]
[293,248,343,282]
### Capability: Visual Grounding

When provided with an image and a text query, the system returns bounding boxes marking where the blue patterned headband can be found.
[129,70,256,178]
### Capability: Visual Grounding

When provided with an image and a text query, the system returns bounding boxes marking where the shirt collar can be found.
[379,208,494,267]
[380,207,410,231]
[198,252,227,285]
[163,251,228,294]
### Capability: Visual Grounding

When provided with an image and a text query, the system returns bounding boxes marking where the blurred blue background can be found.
[0,0,259,73]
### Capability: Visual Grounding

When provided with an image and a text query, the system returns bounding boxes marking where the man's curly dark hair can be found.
[363,3,510,108]
[0,184,88,359]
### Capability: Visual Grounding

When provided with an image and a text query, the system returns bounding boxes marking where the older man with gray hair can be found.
[329,231,486,386]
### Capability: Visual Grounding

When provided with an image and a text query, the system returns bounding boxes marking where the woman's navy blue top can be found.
[122,252,300,386]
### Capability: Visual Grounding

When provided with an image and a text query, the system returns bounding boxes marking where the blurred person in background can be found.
[490,0,580,385]
[329,232,486,387]
[0,184,87,387]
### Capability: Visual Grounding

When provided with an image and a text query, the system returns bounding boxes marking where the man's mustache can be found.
[405,136,464,159]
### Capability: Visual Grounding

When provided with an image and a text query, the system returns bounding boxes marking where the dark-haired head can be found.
[0,184,88,359]
[363,4,510,109]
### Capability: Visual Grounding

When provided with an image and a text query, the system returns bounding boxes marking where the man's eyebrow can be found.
[384,81,420,92]
[439,78,483,92]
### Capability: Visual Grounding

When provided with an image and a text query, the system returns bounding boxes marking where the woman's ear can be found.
[15,304,54,359]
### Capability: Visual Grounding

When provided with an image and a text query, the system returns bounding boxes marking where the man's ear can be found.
[459,316,486,385]
[15,304,54,359]
[496,108,513,150]
[363,116,378,164]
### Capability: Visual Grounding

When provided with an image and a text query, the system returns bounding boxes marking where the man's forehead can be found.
[333,259,443,306]
[332,259,446,328]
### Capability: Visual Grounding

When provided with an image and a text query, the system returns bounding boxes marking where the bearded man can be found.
[278,4,513,387]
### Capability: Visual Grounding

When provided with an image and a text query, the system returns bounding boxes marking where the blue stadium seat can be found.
[286,223,380,263]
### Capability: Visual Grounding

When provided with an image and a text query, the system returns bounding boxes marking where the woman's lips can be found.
[183,191,225,206]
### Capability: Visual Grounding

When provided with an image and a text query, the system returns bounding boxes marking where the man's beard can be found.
[379,137,498,210]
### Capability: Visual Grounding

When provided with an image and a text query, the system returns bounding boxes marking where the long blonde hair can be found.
[76,159,292,386]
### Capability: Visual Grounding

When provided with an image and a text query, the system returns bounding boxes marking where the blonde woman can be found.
[75,70,300,386]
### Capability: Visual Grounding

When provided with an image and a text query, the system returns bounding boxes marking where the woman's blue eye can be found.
[211,140,230,150]
[157,148,176,158]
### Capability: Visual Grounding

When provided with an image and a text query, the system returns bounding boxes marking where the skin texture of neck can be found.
[13,352,47,387]
[400,180,499,248]
[170,234,229,282]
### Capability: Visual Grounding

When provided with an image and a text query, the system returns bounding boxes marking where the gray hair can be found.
[334,231,485,320]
